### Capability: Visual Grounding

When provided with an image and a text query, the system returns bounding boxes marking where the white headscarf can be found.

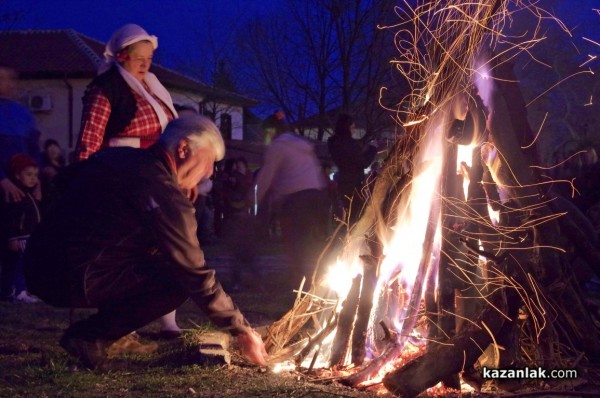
[98,24,177,130]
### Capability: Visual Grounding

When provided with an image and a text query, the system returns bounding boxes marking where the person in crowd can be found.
[327,113,377,226]
[365,160,382,197]
[212,158,235,238]
[24,115,267,370]
[74,23,181,338]
[223,156,258,290]
[0,64,41,203]
[39,139,65,210]
[195,176,217,245]
[0,154,42,303]
[318,161,337,236]
[0,64,42,308]
[254,111,328,290]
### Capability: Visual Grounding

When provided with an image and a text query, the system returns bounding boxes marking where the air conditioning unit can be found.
[27,94,52,112]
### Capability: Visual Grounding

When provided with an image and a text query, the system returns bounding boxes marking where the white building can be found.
[0,29,257,158]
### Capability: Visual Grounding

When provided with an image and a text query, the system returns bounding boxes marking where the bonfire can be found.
[263,1,600,397]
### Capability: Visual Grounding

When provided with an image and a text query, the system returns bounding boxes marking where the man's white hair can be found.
[159,114,225,161]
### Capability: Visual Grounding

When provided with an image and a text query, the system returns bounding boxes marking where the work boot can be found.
[59,332,113,370]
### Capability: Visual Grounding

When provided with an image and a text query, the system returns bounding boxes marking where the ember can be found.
[264,1,600,397]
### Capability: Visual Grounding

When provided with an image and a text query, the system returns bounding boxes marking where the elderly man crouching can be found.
[24,115,267,369]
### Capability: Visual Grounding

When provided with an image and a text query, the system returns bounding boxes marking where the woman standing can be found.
[74,23,180,339]
[75,24,177,160]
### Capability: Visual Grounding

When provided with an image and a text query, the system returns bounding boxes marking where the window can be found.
[220,113,232,140]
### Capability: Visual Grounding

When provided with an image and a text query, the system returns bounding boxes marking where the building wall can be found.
[17,78,88,158]
[17,79,247,162]
[169,91,244,140]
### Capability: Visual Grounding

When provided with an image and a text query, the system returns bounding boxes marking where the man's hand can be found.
[236,329,267,366]
[1,178,24,202]
[186,185,199,203]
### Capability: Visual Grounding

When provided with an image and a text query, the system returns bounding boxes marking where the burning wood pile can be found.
[264,1,600,396]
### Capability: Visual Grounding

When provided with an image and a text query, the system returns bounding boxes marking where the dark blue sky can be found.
[4,0,278,71]
[7,1,598,68]
[4,0,598,100]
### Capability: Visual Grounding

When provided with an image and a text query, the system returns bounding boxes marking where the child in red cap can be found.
[0,153,42,302]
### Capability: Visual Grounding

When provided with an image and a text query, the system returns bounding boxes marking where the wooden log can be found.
[382,290,507,398]
[197,348,231,366]
[329,274,362,367]
[352,237,383,365]
[341,199,441,386]
[434,142,460,343]
[432,143,463,390]
[340,327,405,387]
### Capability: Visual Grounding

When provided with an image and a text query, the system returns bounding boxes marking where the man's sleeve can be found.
[143,181,251,335]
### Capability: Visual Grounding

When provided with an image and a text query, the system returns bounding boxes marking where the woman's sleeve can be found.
[76,87,112,161]
[254,147,281,205]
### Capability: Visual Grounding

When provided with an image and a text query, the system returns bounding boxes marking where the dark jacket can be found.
[1,185,41,242]
[327,135,377,197]
[83,66,137,139]
[25,145,250,335]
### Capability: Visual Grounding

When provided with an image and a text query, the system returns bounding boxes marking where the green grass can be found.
[0,242,390,398]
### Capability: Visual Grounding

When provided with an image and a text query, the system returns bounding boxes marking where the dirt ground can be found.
[1,242,600,397]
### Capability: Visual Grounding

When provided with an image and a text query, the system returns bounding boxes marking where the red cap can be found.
[9,153,38,176]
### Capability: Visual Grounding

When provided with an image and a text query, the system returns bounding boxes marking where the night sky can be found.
[3,0,279,71]
[5,1,599,70]
[3,0,598,118]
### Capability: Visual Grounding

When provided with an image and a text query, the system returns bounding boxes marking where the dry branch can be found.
[265,293,318,354]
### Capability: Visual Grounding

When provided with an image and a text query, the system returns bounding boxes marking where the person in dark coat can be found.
[24,115,266,369]
[327,113,377,226]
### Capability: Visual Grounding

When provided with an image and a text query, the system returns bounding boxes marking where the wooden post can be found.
[352,236,383,365]
[329,274,362,367]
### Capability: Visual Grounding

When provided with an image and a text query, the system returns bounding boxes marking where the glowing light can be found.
[473,59,494,109]
[299,324,337,369]
[324,259,362,300]
[457,143,475,199]
[271,360,296,373]
[487,203,500,225]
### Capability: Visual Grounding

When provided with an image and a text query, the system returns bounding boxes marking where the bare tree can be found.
[0,1,30,31]
[233,11,314,131]
[233,0,401,141]
[287,0,338,138]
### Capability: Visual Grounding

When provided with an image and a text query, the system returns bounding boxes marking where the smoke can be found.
[472,53,495,111]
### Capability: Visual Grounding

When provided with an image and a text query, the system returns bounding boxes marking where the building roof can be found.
[0,29,257,107]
